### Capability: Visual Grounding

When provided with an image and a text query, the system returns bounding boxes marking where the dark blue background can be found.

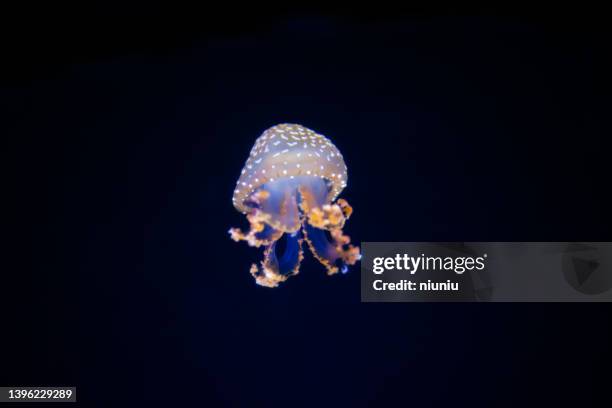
[4,9,611,407]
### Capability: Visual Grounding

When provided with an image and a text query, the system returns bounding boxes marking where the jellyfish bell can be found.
[229,123,360,288]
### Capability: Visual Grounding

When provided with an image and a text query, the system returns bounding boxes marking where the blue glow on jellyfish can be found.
[229,124,360,287]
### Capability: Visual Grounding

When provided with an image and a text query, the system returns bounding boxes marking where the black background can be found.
[3,4,611,407]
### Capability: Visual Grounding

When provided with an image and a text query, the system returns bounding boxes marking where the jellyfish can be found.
[229,123,360,288]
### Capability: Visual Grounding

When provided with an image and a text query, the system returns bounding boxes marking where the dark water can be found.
[4,10,611,407]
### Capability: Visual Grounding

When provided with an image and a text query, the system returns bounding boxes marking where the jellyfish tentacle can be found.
[228,209,282,247]
[302,221,360,276]
[250,231,304,288]
[336,198,353,219]
[229,190,285,247]
[297,182,352,230]
[301,198,354,231]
